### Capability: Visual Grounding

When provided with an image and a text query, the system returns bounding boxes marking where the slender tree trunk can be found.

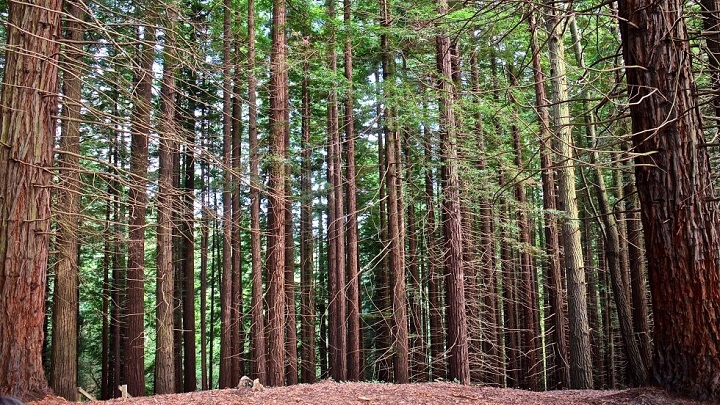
[51,2,84,399]
[285,170,298,385]
[326,0,347,382]
[619,1,720,400]
[0,1,61,400]
[219,0,234,387]
[545,2,593,388]
[200,161,210,390]
[247,0,266,384]
[566,13,647,386]
[422,122,444,382]
[468,53,500,386]
[300,55,316,383]
[232,54,245,383]
[435,0,469,384]
[527,7,569,389]
[380,0,409,383]
[376,108,391,383]
[266,0,288,386]
[507,72,539,391]
[344,0,361,381]
[126,23,154,397]
[155,8,178,393]
[623,176,652,369]
[182,92,197,395]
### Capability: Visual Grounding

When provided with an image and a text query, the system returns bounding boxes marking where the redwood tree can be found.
[51,1,84,400]
[619,1,720,400]
[0,0,62,400]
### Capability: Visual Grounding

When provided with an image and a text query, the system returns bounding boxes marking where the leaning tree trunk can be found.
[545,1,593,389]
[618,1,720,400]
[527,6,569,389]
[0,0,62,400]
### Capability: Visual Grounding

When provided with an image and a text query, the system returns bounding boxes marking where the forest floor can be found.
[29,380,704,405]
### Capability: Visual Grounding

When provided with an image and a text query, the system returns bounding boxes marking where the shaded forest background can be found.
[2,0,720,402]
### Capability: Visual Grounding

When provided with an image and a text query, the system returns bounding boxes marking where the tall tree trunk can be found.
[423,121,444,382]
[435,0,469,384]
[381,0,409,383]
[566,13,647,386]
[247,0,266,384]
[200,156,210,390]
[231,52,245,383]
[344,0,362,381]
[126,23,154,397]
[155,7,178,394]
[545,2,593,389]
[266,0,288,386]
[326,0,347,382]
[51,2,84,399]
[619,1,720,400]
[527,7,569,389]
[299,54,316,383]
[219,0,234,387]
[182,87,198,395]
[507,72,539,391]
[0,0,61,400]
[376,107,391,383]
[468,53,500,386]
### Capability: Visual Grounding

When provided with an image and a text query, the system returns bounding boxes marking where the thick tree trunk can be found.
[0,0,61,400]
[155,9,178,393]
[436,0,469,385]
[51,2,84,400]
[266,0,288,386]
[619,1,720,400]
[200,162,210,390]
[545,2,593,388]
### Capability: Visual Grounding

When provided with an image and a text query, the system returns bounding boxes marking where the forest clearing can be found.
[27,381,704,405]
[3,0,720,404]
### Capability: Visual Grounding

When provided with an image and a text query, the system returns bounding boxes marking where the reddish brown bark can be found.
[247,0,266,384]
[436,0,469,384]
[344,0,362,381]
[126,23,154,397]
[219,0,234,388]
[51,2,84,399]
[266,0,288,386]
[619,1,720,400]
[0,0,62,400]
[527,8,569,389]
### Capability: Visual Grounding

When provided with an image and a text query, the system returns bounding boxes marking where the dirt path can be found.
[30,380,702,405]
